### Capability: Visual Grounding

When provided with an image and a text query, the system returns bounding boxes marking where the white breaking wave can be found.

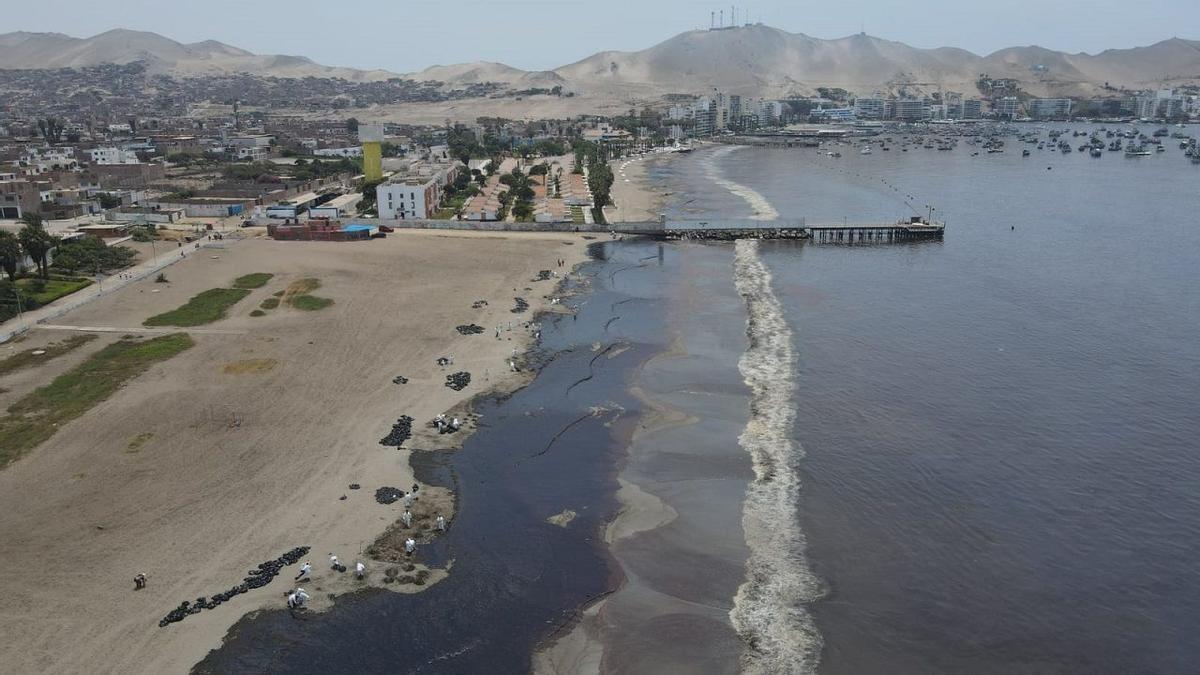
[705,146,781,221]
[731,239,823,674]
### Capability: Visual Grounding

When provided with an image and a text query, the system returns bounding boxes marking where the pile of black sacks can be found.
[158,546,309,628]
[533,270,552,281]
[379,415,414,447]
[471,300,489,309]
[375,486,406,504]
[455,324,485,335]
[445,372,471,391]
[392,375,408,385]
[511,297,529,314]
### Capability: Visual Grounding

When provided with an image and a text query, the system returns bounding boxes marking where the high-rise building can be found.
[1029,98,1073,119]
[962,99,983,119]
[854,98,887,119]
[892,99,929,121]
[995,97,1021,119]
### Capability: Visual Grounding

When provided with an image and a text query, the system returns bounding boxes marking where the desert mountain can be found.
[550,25,1200,98]
[0,29,396,81]
[2,26,1197,99]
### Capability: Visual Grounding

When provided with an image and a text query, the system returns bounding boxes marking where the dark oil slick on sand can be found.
[195,242,680,673]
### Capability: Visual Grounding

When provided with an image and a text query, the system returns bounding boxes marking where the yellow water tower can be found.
[360,124,384,182]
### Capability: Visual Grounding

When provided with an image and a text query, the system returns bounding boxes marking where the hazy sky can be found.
[12,0,1199,73]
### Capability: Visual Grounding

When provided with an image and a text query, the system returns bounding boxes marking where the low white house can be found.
[313,147,362,158]
[87,147,140,165]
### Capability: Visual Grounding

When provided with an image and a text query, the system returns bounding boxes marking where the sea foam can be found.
[705,146,781,221]
[730,238,823,674]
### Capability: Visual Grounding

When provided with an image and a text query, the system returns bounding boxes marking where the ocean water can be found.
[652,131,1200,673]
[198,130,1200,674]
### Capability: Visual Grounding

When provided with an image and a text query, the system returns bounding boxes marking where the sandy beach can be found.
[607,154,675,223]
[0,229,587,673]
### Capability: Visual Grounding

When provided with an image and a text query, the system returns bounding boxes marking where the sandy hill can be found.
[2,26,1196,99]
[547,25,1200,98]
[0,29,397,81]
[406,61,567,91]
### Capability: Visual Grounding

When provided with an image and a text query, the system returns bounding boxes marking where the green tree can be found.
[345,117,360,134]
[37,117,65,143]
[51,237,136,275]
[0,230,22,281]
[18,215,57,280]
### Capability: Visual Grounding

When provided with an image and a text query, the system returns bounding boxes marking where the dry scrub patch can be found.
[0,334,97,377]
[0,333,194,468]
[125,432,155,454]
[281,278,334,311]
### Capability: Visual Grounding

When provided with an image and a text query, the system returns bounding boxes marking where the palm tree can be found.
[18,214,57,280]
[0,230,22,281]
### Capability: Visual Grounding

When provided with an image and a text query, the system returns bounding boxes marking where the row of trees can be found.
[498,167,536,221]
[0,214,137,282]
[572,140,615,222]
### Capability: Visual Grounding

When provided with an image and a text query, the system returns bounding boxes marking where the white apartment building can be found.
[87,147,140,165]
[854,97,887,119]
[236,146,269,160]
[892,99,930,121]
[995,97,1021,119]
[1029,98,1073,119]
[378,178,438,219]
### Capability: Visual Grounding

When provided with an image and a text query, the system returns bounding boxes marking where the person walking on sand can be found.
[134,573,147,590]
[295,562,311,580]
[436,514,446,531]
[355,561,366,580]
[329,554,340,570]
[402,509,413,527]
[404,538,416,555]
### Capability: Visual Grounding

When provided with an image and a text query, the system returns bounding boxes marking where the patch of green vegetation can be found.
[571,206,585,225]
[0,334,97,377]
[260,297,280,310]
[232,273,274,289]
[290,295,334,311]
[0,334,194,468]
[143,288,251,327]
[272,290,285,297]
[15,277,93,305]
[250,309,266,317]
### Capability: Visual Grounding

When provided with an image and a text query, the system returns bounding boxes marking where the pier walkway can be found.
[612,218,945,242]
[354,217,945,243]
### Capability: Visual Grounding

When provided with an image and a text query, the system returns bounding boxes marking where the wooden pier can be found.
[613,217,945,243]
